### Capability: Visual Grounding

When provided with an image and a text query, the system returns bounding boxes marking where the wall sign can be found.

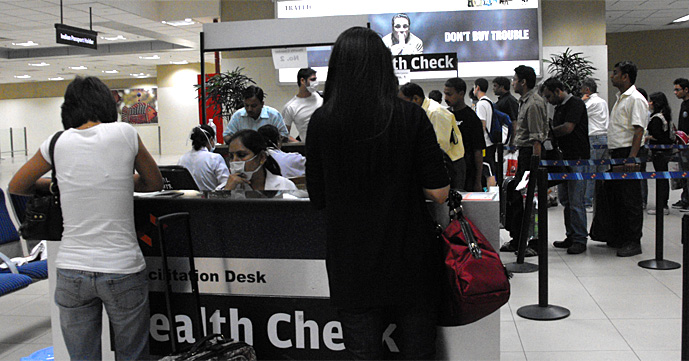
[55,23,97,49]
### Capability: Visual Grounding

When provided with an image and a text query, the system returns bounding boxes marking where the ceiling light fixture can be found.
[161,18,195,27]
[102,70,119,74]
[14,75,31,79]
[101,35,127,41]
[69,66,88,70]
[12,41,38,47]
[48,77,65,81]
[170,60,189,65]
[28,62,50,67]
[673,14,689,23]
[139,55,160,60]
[130,73,151,78]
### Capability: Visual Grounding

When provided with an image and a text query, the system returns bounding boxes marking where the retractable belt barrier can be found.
[538,156,684,271]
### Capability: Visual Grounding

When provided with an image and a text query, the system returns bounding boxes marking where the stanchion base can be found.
[638,259,681,270]
[504,262,539,273]
[517,304,570,321]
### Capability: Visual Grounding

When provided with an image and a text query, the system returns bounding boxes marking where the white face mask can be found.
[229,154,261,178]
[307,80,319,93]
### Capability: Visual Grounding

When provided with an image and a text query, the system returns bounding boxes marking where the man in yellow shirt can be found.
[399,82,465,189]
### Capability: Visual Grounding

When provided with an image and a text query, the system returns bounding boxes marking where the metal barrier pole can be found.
[639,177,681,270]
[497,142,504,189]
[517,165,570,320]
[682,215,689,360]
[9,128,14,158]
[23,127,27,156]
[505,154,539,273]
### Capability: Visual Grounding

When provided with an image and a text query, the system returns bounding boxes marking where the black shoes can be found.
[672,200,688,209]
[617,243,642,257]
[553,238,573,249]
[500,240,518,252]
[554,238,586,254]
[567,242,587,254]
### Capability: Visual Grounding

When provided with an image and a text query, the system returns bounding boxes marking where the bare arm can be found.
[133,136,163,192]
[424,185,450,204]
[628,125,644,158]
[532,140,542,157]
[552,122,575,137]
[8,150,53,196]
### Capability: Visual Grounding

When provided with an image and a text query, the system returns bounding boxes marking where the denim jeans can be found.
[337,305,437,360]
[558,166,588,244]
[584,134,608,207]
[55,268,150,361]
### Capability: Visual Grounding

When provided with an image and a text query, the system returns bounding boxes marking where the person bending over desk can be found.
[223,129,297,191]
[178,124,229,191]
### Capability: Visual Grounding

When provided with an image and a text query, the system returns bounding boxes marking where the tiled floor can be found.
[0,153,686,360]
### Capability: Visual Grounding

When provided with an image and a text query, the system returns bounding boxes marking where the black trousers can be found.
[607,147,643,246]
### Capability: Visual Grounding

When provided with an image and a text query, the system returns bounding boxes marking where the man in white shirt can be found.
[282,68,323,143]
[607,60,647,257]
[580,77,609,211]
[473,78,496,179]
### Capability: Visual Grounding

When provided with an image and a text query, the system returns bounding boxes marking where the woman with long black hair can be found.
[306,27,449,360]
[646,91,674,215]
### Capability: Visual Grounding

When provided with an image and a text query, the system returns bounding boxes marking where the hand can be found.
[581,94,590,101]
[224,174,250,190]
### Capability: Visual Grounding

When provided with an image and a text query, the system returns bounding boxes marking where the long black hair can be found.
[227,129,281,176]
[190,124,214,151]
[318,26,403,186]
[649,91,672,123]
[322,26,398,140]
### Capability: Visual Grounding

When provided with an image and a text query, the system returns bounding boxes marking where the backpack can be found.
[481,98,513,144]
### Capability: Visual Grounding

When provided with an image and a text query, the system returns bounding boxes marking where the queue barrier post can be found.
[638,177,681,270]
[516,165,570,321]
[682,215,689,360]
[505,154,538,274]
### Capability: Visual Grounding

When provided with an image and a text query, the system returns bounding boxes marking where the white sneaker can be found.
[585,206,593,213]
[647,208,670,215]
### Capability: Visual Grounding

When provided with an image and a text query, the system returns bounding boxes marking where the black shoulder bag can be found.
[20,131,65,241]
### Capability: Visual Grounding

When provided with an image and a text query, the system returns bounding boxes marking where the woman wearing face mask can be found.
[223,129,297,191]
[178,124,229,191]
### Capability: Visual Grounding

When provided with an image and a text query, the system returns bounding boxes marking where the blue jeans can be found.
[558,167,587,245]
[584,134,608,207]
[337,305,437,360]
[55,268,150,361]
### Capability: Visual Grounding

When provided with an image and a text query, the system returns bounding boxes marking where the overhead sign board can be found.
[55,23,98,49]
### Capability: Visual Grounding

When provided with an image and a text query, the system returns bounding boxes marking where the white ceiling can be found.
[0,0,688,85]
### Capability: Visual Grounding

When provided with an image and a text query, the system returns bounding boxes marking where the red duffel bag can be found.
[438,190,511,326]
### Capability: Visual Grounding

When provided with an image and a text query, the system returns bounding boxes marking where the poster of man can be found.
[381,13,424,55]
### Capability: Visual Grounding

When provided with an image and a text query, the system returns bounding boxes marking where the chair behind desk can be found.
[158,165,199,190]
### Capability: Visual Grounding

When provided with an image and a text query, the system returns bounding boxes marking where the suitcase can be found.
[156,212,257,361]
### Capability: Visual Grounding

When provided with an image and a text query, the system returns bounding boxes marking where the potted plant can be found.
[195,67,256,122]
[544,48,597,97]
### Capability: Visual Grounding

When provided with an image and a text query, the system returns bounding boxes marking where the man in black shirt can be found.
[673,78,689,210]
[492,76,520,129]
[444,78,486,191]
[542,78,590,254]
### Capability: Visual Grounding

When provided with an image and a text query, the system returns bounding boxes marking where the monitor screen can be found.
[276,0,541,82]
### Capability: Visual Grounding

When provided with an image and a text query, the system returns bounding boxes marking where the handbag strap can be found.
[49,131,65,193]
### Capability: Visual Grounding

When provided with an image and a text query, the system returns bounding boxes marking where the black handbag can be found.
[20,131,65,241]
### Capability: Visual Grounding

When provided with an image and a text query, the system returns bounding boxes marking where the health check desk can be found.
[48,190,500,360]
